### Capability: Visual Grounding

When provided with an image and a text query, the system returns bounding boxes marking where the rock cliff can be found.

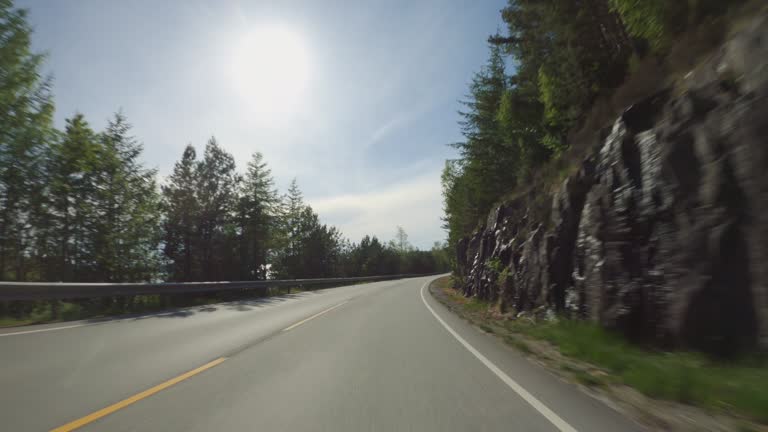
[455,14,768,354]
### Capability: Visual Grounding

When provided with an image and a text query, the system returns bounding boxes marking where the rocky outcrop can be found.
[456,13,768,354]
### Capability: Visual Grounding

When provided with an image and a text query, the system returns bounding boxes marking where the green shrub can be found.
[486,257,503,274]
[538,68,559,124]
[508,319,768,422]
[498,267,510,285]
[609,0,687,51]
[541,134,566,154]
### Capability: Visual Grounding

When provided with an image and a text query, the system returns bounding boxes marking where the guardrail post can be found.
[50,299,59,320]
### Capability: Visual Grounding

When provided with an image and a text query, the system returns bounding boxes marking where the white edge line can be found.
[4,298,350,337]
[0,322,93,337]
[0,291,347,338]
[282,300,349,332]
[0,310,189,337]
[420,279,578,432]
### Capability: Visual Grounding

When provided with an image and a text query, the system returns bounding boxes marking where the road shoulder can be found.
[421,276,643,432]
[428,276,766,432]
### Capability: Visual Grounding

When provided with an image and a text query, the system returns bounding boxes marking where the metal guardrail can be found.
[0,274,434,301]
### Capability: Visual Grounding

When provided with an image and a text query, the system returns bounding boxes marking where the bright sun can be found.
[231,26,310,119]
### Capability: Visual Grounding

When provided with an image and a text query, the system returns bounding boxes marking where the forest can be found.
[0,1,449,284]
[442,0,744,256]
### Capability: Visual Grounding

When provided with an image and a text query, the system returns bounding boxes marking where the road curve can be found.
[0,276,640,431]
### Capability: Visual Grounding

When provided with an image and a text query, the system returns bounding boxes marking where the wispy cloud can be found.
[366,115,408,148]
[364,103,434,149]
[310,170,444,249]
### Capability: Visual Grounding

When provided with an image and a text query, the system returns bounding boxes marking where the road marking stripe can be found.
[0,323,93,337]
[420,280,578,432]
[282,301,348,332]
[0,313,178,337]
[49,357,227,432]
[0,306,233,337]
[0,313,184,337]
[1,291,350,338]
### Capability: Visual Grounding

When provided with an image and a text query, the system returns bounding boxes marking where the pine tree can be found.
[283,178,305,245]
[94,112,161,282]
[47,114,101,281]
[162,145,200,281]
[196,137,238,281]
[237,152,278,280]
[302,219,344,278]
[0,1,55,281]
[453,45,513,225]
[273,178,306,279]
[356,235,391,276]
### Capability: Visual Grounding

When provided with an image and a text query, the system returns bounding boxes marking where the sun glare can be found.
[231,26,310,120]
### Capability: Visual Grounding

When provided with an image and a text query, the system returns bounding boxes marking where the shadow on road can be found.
[77,290,323,323]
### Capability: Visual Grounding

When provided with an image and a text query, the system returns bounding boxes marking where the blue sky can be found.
[18,0,507,249]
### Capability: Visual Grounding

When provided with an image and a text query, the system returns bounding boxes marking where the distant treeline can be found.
[0,2,450,283]
[442,0,743,256]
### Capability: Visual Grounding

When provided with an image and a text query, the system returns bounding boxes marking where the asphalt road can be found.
[0,276,641,431]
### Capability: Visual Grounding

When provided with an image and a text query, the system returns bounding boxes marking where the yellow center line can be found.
[50,357,227,432]
[282,300,349,332]
[50,300,349,431]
